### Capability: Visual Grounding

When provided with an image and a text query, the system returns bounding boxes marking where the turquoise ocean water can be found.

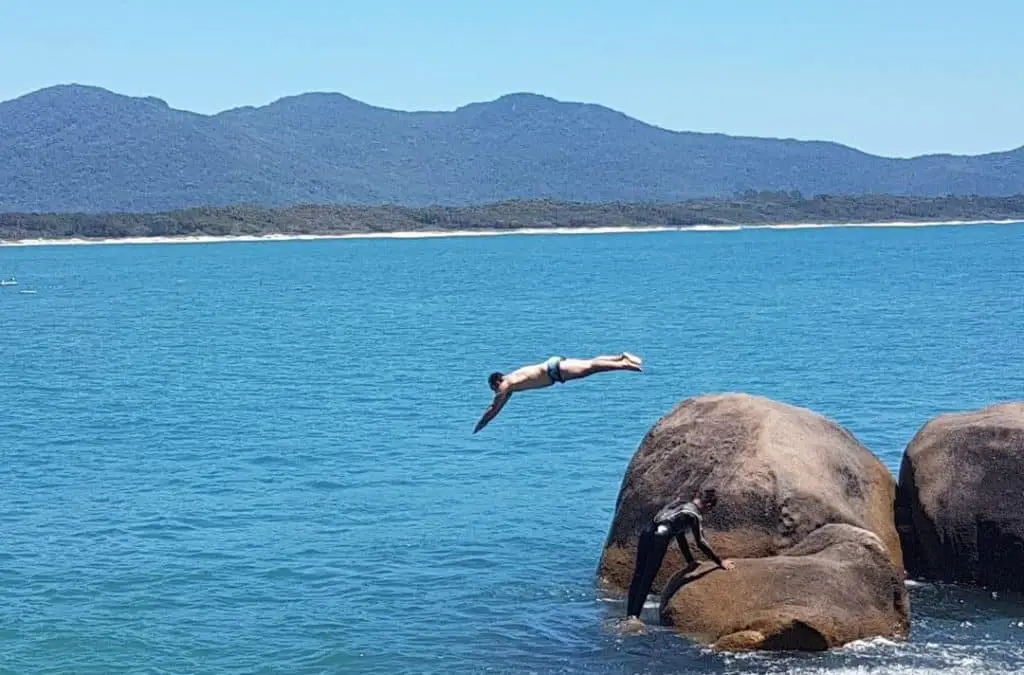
[3,223,1024,674]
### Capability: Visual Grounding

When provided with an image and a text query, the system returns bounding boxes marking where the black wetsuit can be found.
[625,497,725,617]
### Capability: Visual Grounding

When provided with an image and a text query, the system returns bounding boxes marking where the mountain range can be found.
[1,84,1023,214]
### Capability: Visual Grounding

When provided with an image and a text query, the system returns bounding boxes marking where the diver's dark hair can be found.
[698,488,718,509]
[488,372,504,389]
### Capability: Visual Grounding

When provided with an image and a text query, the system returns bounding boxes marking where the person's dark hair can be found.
[698,488,718,509]
[488,372,504,391]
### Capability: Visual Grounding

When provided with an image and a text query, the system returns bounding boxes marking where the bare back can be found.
[502,363,553,392]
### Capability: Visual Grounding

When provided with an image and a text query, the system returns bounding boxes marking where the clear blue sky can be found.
[2,0,1021,157]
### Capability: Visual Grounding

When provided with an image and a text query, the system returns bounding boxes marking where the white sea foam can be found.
[2,219,1022,248]
[839,636,904,650]
[715,642,1018,675]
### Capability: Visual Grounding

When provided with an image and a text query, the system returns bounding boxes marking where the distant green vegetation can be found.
[7,86,1024,213]
[3,193,1024,241]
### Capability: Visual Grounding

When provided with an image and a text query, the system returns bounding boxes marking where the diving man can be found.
[473,352,643,434]
[625,488,734,621]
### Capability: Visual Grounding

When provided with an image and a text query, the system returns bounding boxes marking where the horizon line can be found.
[6,82,1024,162]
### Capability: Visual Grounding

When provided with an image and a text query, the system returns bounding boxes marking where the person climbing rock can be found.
[624,488,734,621]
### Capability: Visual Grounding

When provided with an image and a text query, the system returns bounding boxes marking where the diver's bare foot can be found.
[621,352,643,369]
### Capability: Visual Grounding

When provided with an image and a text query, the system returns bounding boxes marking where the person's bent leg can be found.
[625,526,671,617]
[625,530,653,617]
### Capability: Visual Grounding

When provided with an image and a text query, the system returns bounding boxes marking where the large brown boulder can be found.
[660,524,909,651]
[598,393,904,596]
[895,402,1024,592]
[596,392,907,650]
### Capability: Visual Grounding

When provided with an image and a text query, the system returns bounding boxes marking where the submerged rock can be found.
[895,402,1024,592]
[596,392,907,650]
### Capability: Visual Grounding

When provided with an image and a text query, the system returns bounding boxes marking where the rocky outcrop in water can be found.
[660,524,908,651]
[895,402,1024,592]
[597,392,908,650]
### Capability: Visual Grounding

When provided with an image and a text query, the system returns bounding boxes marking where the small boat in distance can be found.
[0,277,17,286]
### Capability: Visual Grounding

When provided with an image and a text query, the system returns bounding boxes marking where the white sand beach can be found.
[2,219,1023,248]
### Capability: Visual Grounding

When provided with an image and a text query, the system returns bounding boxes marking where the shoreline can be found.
[2,218,1024,248]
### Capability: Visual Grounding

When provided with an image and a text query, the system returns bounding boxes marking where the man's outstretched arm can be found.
[473,393,509,434]
[674,532,696,565]
[690,516,733,569]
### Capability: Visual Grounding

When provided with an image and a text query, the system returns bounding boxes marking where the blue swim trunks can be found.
[544,356,565,384]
